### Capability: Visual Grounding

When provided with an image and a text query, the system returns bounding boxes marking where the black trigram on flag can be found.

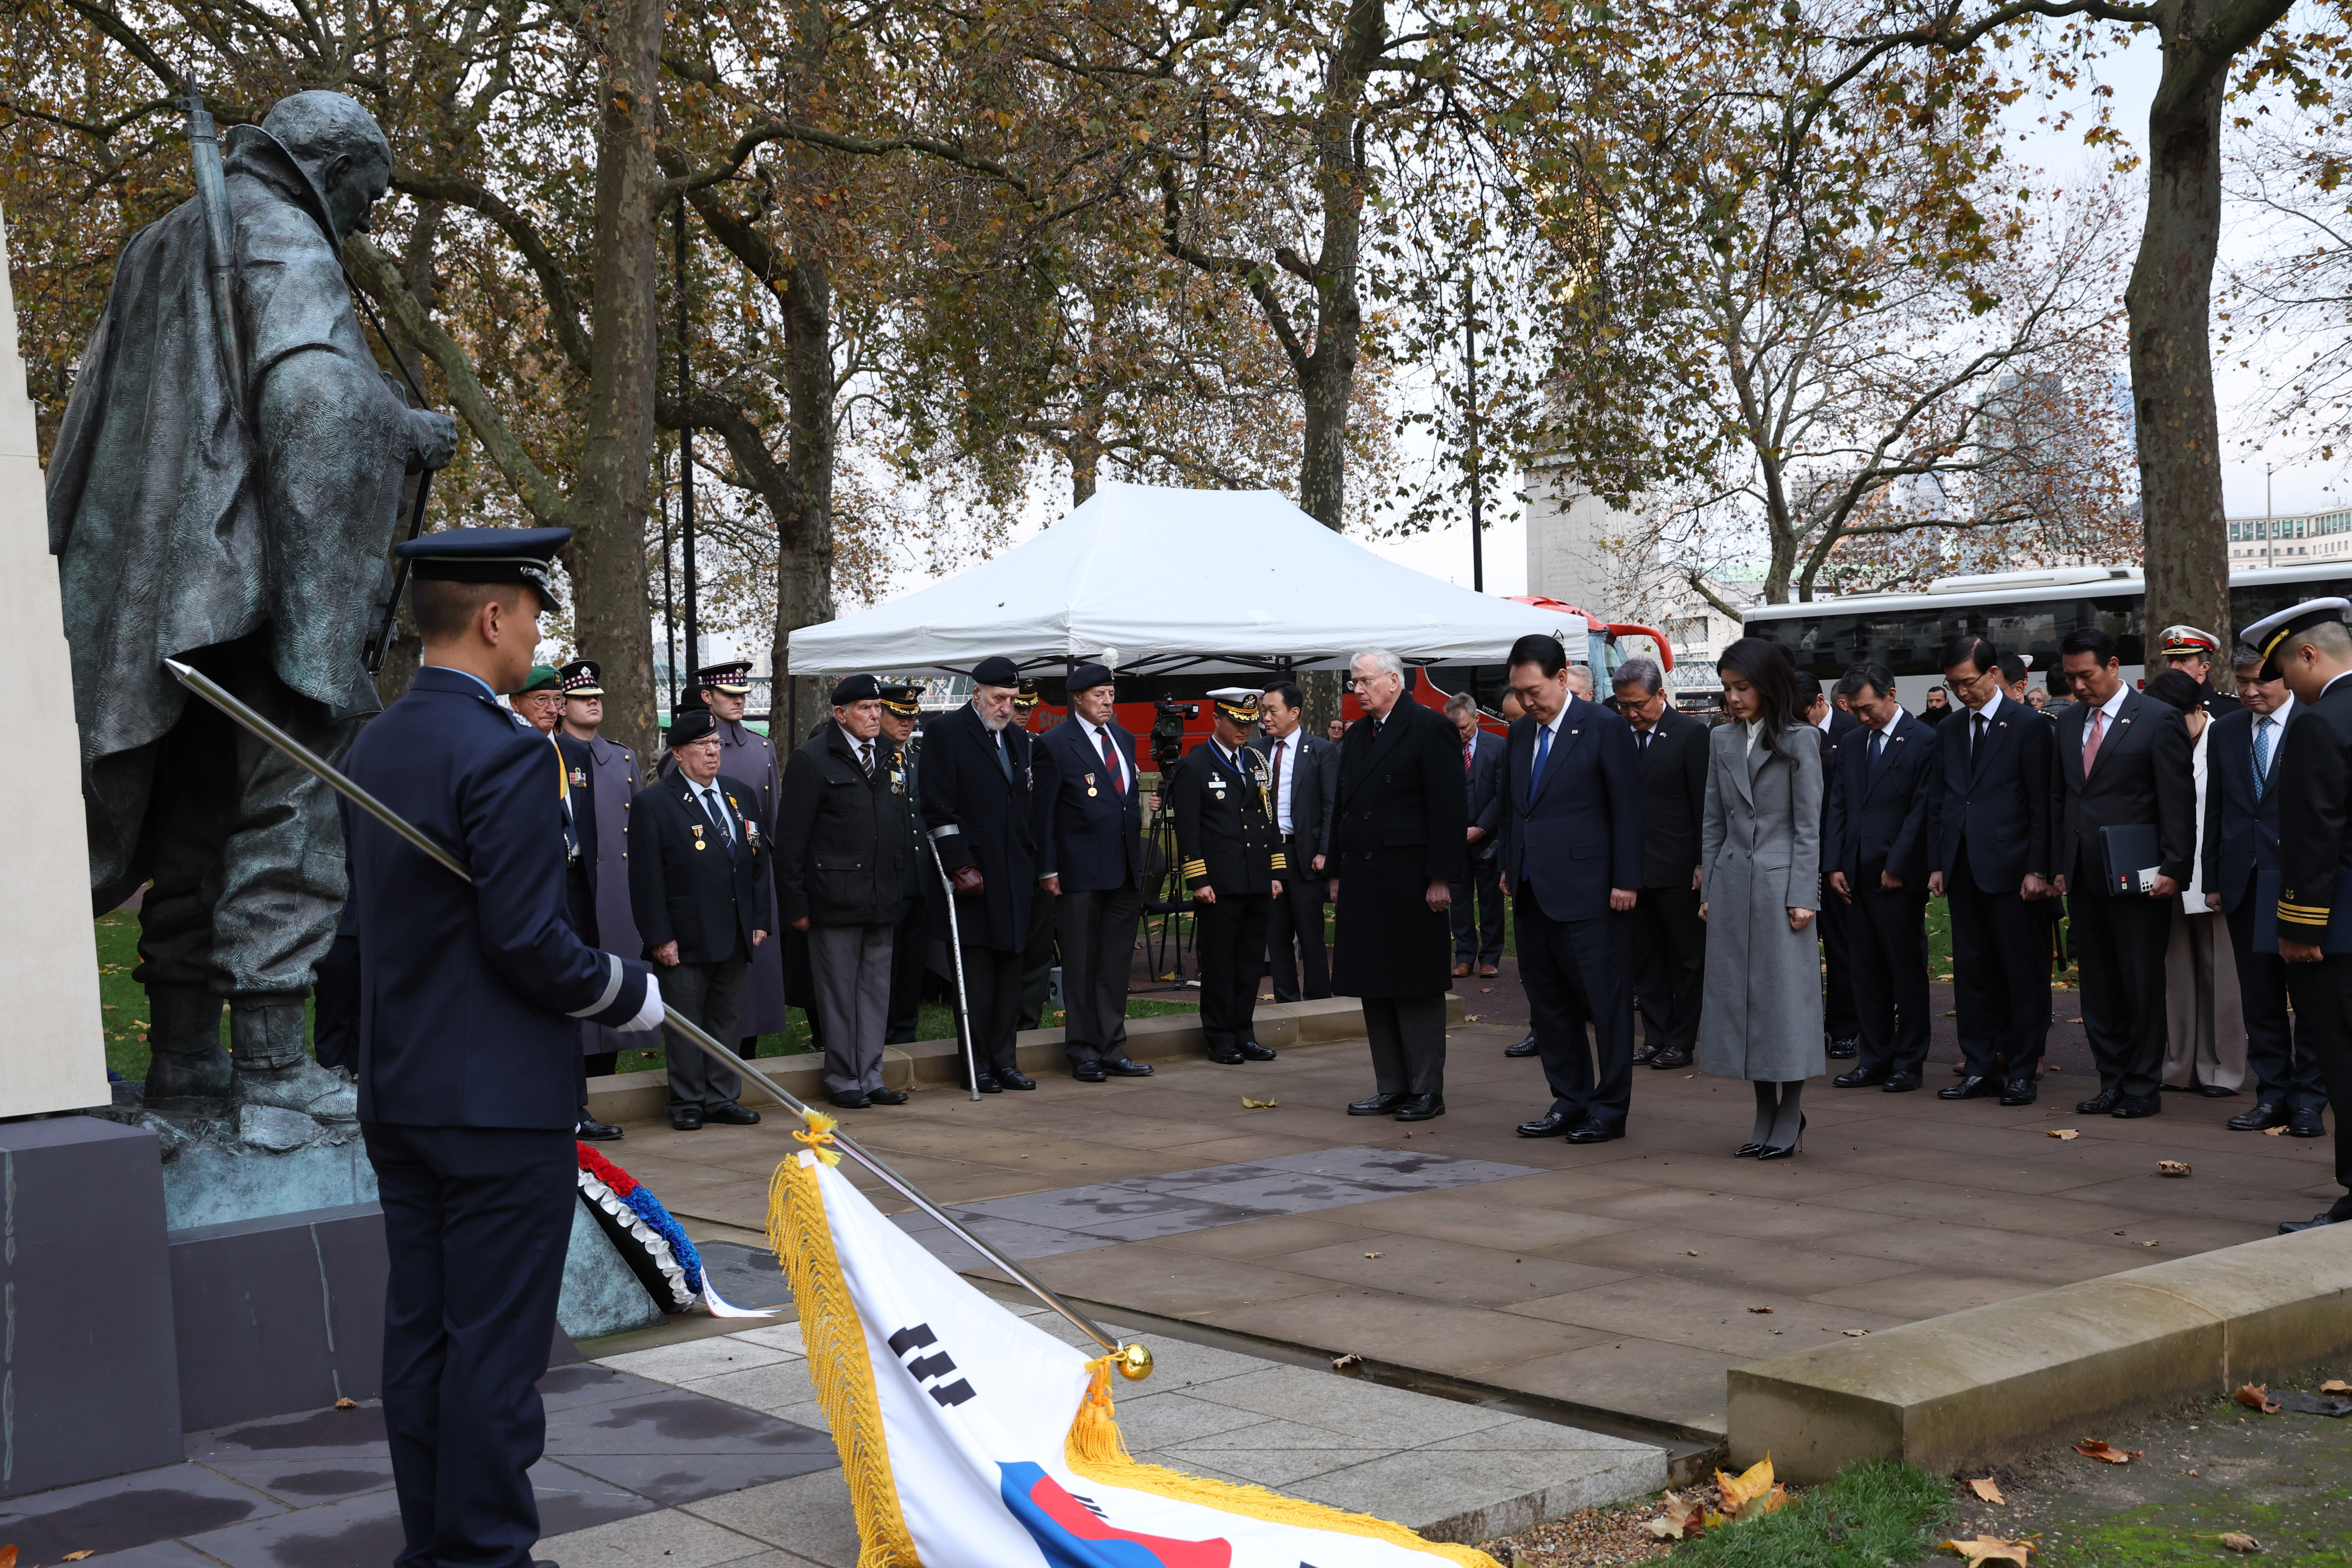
[887,1322,976,1407]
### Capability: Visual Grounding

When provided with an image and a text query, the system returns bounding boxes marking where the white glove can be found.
[621,973,666,1033]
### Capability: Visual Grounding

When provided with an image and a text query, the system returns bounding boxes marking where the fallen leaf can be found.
[1363,1252,1382,1259]
[2264,1126,2288,1136]
[1240,1098,1278,1109]
[2074,1441,2140,1464]
[1969,1477,2006,1504]
[2143,1241,2159,1247]
[2158,1159,2193,1177]
[1713,1455,1788,1522]
[1748,1306,1775,1313]
[2321,1380,2351,1395]
[1843,1328,1871,1336]
[1942,1535,2039,1567]
[335,1396,358,1410]
[2220,1534,2263,1554]
[2234,1383,2281,1415]
[2047,1129,2080,1140]
[1687,1249,1700,1256]
[1331,1352,1362,1372]
[1,1546,18,1568]
[1646,1490,1708,1540]
[65,1553,96,1563]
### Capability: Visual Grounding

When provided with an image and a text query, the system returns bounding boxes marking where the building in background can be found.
[2229,506,2352,567]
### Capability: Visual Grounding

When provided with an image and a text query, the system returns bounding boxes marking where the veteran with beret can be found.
[663,659,792,1050]
[1037,663,1156,1081]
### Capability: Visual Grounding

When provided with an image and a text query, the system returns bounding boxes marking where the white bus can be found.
[1739,561,2352,711]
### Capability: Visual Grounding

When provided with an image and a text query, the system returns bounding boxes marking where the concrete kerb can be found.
[1728,1223,2352,1482]
[585,994,1467,1126]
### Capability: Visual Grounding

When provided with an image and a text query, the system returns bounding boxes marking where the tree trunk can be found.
[771,251,836,737]
[570,0,665,763]
[2129,19,2233,671]
[1294,0,1378,533]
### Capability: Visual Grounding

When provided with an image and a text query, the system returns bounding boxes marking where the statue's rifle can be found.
[352,278,437,676]
[181,93,247,420]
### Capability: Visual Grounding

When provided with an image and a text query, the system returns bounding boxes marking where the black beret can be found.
[831,673,881,704]
[667,707,718,748]
[1067,663,1114,693]
[971,656,1021,687]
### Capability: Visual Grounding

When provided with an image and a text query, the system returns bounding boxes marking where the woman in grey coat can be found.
[1698,638,1824,1158]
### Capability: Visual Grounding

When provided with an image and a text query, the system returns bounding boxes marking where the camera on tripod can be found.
[1150,697,1195,768]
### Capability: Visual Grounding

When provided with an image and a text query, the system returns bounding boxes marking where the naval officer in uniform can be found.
[342,527,663,1568]
[1171,689,1285,1064]
[2244,599,2352,1233]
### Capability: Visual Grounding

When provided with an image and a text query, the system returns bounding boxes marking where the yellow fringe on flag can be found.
[1065,1358,1504,1568]
[766,1146,920,1567]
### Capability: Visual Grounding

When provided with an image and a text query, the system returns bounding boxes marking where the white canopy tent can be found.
[787,482,1586,678]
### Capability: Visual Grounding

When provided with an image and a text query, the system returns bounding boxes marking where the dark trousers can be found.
[1362,994,1448,1096]
[365,1121,575,1568]
[662,942,748,1110]
[1947,857,2049,1078]
[1629,882,1704,1055]
[1266,841,1330,1001]
[1017,885,1058,1031]
[1449,854,1505,967]
[2281,954,2352,1220]
[2225,897,2328,1112]
[953,944,1025,1078]
[2068,862,2173,1102]
[1516,884,1634,1126]
[1195,894,1269,1055]
[1058,882,1142,1068]
[1848,881,1931,1076]
[1819,893,1858,1040]
[886,894,927,1044]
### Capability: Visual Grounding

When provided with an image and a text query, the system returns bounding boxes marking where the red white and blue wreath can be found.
[576,1144,774,1318]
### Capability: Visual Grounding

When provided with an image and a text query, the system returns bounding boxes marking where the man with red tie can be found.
[1036,663,1157,1082]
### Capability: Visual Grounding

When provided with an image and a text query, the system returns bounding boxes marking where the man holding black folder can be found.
[2245,598,2352,1232]
[2052,626,2196,1119]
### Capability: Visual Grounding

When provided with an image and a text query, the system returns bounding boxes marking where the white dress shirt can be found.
[1076,716,1127,795]
[1264,730,1298,834]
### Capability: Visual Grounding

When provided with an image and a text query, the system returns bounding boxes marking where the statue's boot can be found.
[142,983,235,1115]
[231,993,359,1123]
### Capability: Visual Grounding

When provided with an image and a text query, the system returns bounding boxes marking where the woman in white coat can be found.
[1698,638,1825,1158]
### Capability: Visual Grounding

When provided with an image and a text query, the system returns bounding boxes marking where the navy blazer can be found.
[2202,703,2293,915]
[1038,714,1145,892]
[554,730,599,945]
[341,666,653,1129]
[1933,693,2054,892]
[1498,697,1642,922]
[1825,711,1938,887]
[2052,688,2196,893]
[1458,727,1507,861]
[630,770,774,963]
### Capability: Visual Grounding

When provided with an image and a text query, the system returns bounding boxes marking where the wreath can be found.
[576,1144,703,1313]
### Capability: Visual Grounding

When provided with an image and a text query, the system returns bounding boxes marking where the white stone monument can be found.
[0,207,114,1116]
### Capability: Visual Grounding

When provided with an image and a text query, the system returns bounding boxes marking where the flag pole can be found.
[162,658,1151,1378]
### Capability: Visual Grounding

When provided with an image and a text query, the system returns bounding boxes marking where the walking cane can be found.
[926,835,985,1102]
[163,659,1150,1378]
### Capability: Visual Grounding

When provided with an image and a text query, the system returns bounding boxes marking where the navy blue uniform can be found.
[1171,738,1284,1059]
[1037,714,1148,1071]
[2204,703,2326,1119]
[342,664,654,1568]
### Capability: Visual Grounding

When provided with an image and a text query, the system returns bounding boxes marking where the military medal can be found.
[692,824,707,851]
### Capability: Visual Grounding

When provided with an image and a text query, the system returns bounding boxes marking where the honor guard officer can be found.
[664,660,792,1050]
[1172,689,1285,1065]
[342,527,664,1568]
[559,658,637,1139]
[2241,599,2352,1233]
[2157,625,2244,718]
[878,684,931,1044]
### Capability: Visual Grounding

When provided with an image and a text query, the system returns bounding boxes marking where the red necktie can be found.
[1100,726,1123,793]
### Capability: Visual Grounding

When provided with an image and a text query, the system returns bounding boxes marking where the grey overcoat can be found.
[1697,721,1826,1082]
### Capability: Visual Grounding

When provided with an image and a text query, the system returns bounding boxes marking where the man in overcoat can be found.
[1037,663,1156,1081]
[559,659,642,1122]
[921,656,1054,1092]
[1329,648,1467,1121]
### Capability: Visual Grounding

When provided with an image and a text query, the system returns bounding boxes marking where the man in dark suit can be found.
[1330,648,1467,1121]
[1803,677,1863,1057]
[1930,634,2057,1105]
[2248,598,2352,1232]
[1037,663,1155,1082]
[921,654,1053,1092]
[878,685,931,1045]
[1825,663,1938,1090]
[1502,633,1643,1142]
[1612,657,1707,1071]
[630,707,773,1130]
[2052,625,2196,1117]
[343,529,662,1568]
[2204,646,2326,1136]
[1444,692,1508,978]
[1252,681,1339,1001]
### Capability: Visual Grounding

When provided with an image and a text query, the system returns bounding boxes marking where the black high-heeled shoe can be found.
[1757,1114,1806,1161]
[1735,1139,1767,1158]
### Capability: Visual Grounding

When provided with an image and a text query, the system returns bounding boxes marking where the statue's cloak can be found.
[48,128,414,884]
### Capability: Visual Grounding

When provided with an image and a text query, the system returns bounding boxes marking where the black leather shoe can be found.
[999,1069,1037,1091]
[2290,1108,2328,1138]
[2229,1101,2289,1131]
[1632,1042,1663,1066]
[1999,1078,2037,1106]
[2110,1096,2160,1118]
[1504,1034,1541,1059]
[1735,1141,1766,1158]
[1074,1064,1108,1082]
[575,1115,624,1141]
[1882,1072,1923,1092]
[705,1102,761,1125]
[1349,1093,1406,1115]
[1103,1059,1154,1076]
[1393,1094,1445,1122]
[868,1088,910,1105]
[1516,1111,1571,1138]
[1566,1119,1622,1144]
[1238,1039,1278,1061]
[1207,1048,1247,1065]
[1834,1065,1890,1088]
[1757,1114,1806,1161]
[1648,1047,1693,1069]
[2075,1091,2118,1115]
[669,1108,703,1131]
[828,1090,871,1109]
[1939,1075,1999,1101]
[2197,1084,2239,1098]
[961,1074,1003,1094]
[1827,1037,1859,1060]
[2280,1212,2342,1233]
